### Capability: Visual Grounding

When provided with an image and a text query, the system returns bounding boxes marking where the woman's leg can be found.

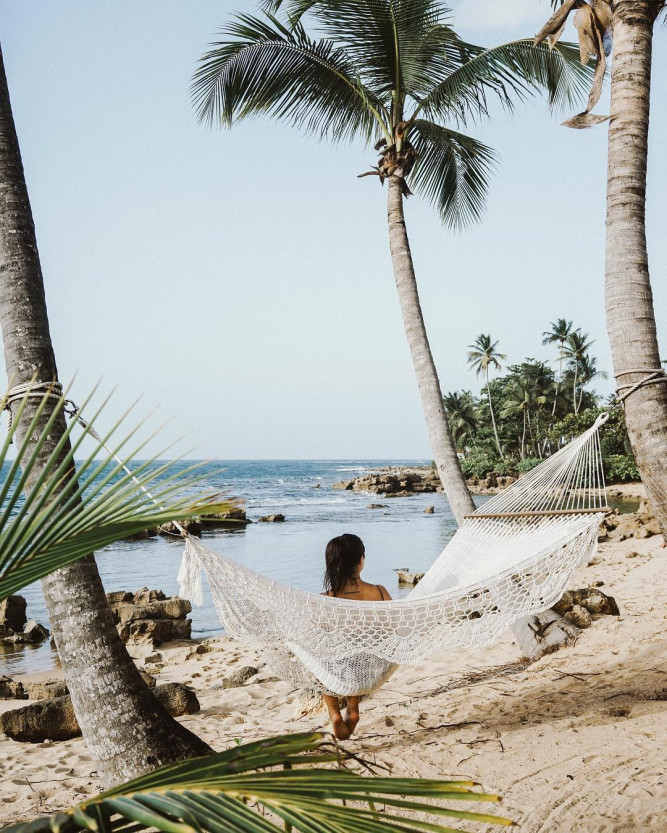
[323,694,350,740]
[345,696,360,734]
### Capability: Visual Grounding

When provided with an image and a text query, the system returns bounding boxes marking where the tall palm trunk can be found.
[572,363,580,415]
[605,0,667,536]
[0,46,211,787]
[486,370,504,460]
[551,349,563,416]
[386,176,474,524]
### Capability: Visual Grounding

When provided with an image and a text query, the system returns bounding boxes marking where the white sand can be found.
[1,531,665,831]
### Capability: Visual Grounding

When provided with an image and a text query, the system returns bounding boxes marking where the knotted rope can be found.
[615,368,667,403]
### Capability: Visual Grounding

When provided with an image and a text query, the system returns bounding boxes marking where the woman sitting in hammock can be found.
[321,533,391,740]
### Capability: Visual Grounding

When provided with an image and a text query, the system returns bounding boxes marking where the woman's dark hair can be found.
[323,534,365,597]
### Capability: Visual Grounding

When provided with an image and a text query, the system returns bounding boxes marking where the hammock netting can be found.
[178,415,609,696]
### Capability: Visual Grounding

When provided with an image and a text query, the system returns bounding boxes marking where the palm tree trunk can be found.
[386,176,474,523]
[0,45,212,787]
[605,0,667,536]
[551,352,563,416]
[486,372,504,460]
[521,410,526,459]
[572,364,579,415]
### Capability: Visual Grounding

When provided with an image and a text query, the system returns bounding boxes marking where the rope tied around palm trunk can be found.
[3,380,187,538]
[615,368,667,404]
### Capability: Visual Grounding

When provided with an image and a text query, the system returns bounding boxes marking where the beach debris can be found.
[292,689,326,718]
[564,604,592,629]
[424,506,435,514]
[217,665,259,689]
[107,588,193,647]
[396,570,425,586]
[257,513,285,523]
[553,588,620,618]
[0,682,199,743]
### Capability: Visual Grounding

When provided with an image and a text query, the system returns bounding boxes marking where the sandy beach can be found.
[1,489,665,832]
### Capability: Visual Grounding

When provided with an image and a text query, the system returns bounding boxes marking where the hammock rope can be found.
[178,413,611,696]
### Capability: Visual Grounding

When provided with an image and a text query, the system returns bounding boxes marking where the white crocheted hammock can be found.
[178,414,609,696]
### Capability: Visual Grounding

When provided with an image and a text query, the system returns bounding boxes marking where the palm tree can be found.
[442,390,477,451]
[542,318,573,414]
[536,0,667,535]
[575,353,608,412]
[0,45,213,786]
[192,1,592,525]
[562,329,595,415]
[467,334,506,459]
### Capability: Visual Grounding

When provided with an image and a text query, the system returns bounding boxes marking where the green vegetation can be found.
[445,322,639,482]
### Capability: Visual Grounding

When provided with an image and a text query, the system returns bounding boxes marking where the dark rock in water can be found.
[24,680,68,700]
[424,506,435,514]
[257,513,285,523]
[0,676,26,700]
[218,666,259,689]
[554,588,620,618]
[154,682,200,716]
[22,620,50,643]
[158,519,202,537]
[201,508,251,527]
[367,504,389,509]
[396,570,425,586]
[0,695,79,742]
[0,596,27,633]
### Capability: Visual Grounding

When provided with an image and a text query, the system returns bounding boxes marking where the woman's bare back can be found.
[325,578,391,602]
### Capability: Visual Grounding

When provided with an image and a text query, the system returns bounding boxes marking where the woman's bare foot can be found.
[345,706,360,735]
[330,712,351,740]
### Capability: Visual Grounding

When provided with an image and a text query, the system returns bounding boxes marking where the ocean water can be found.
[0,459,489,675]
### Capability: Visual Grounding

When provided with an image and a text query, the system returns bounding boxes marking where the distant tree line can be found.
[443,319,639,482]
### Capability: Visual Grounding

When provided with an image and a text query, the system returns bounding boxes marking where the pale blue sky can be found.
[1,1,665,458]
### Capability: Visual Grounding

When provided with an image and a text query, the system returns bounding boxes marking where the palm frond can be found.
[7,732,514,833]
[407,120,496,229]
[192,11,390,142]
[412,39,594,125]
[0,387,234,600]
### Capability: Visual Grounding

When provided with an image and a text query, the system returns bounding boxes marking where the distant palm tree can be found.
[467,334,506,459]
[562,330,595,415]
[575,353,608,412]
[443,390,477,451]
[193,0,591,524]
[542,318,573,415]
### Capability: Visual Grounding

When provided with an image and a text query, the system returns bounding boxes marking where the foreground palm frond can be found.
[7,732,514,833]
[0,386,234,600]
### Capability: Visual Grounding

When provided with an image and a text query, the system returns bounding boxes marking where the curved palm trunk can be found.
[486,372,504,460]
[605,1,667,536]
[386,177,474,524]
[0,46,211,786]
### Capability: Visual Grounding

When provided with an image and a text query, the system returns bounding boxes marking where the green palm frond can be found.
[7,732,514,833]
[192,11,389,142]
[408,120,496,228]
[413,39,594,124]
[0,387,234,600]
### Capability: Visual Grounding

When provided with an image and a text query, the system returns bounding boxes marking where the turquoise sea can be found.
[1,459,490,675]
